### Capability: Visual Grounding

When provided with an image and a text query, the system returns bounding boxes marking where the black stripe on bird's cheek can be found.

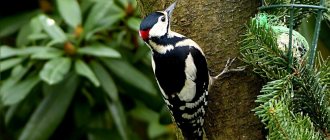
[166,15,170,34]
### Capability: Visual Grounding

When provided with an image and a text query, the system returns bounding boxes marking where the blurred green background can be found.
[0,0,329,140]
[0,0,175,140]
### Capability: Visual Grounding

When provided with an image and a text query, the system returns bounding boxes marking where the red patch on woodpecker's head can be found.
[139,29,150,41]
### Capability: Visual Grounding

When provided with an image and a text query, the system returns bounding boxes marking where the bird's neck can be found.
[147,31,186,54]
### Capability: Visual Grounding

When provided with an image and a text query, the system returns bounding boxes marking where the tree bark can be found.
[136,0,265,139]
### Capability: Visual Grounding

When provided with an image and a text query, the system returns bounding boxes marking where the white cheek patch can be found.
[149,16,168,38]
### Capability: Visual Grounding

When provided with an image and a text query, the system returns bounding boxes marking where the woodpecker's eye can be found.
[161,16,166,22]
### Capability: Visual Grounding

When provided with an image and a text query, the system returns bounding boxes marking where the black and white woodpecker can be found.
[139,1,243,140]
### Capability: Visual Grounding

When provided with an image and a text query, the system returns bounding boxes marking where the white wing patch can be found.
[176,39,204,56]
[178,80,196,102]
[178,53,197,102]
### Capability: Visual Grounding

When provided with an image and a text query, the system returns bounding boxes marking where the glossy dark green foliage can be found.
[0,0,175,139]
[241,4,330,139]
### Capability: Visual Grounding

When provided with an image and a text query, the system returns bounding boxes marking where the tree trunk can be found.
[136,0,265,139]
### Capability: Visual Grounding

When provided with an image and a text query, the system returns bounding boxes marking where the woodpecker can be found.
[139,1,243,140]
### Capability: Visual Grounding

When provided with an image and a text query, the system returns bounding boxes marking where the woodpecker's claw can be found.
[213,57,246,80]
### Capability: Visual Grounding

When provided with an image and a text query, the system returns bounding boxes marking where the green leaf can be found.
[19,74,78,140]
[90,61,118,101]
[87,128,122,140]
[129,101,158,123]
[40,57,71,85]
[75,60,100,87]
[28,33,48,41]
[0,65,32,108]
[0,10,39,38]
[84,4,124,40]
[0,46,61,59]
[0,65,32,97]
[133,44,150,62]
[148,122,169,139]
[1,75,40,106]
[0,45,18,59]
[101,59,157,95]
[16,24,33,46]
[159,105,172,125]
[30,17,43,33]
[106,100,128,140]
[56,0,82,28]
[31,48,63,59]
[80,0,94,16]
[0,57,25,72]
[37,15,67,43]
[84,0,114,33]
[78,45,121,58]
[127,18,140,31]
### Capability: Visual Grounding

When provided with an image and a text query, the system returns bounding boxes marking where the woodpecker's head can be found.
[139,1,177,41]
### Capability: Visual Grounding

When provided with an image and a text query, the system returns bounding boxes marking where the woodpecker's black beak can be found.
[165,1,177,19]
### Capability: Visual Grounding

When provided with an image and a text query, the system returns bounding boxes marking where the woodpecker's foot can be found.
[212,57,246,80]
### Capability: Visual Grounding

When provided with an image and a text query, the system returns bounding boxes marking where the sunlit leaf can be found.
[0,57,25,72]
[101,59,157,95]
[27,17,48,41]
[40,57,71,85]
[31,48,63,59]
[75,59,100,87]
[18,74,78,140]
[1,75,40,106]
[28,33,49,41]
[90,61,118,101]
[56,0,82,28]
[0,45,18,59]
[37,14,67,43]
[106,100,128,140]
[78,45,121,58]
